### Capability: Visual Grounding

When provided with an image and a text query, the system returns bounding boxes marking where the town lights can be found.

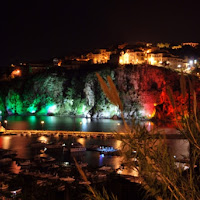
[149,57,155,65]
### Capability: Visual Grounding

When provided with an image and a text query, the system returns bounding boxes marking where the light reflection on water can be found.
[0,116,189,175]
[0,135,189,173]
[3,116,125,132]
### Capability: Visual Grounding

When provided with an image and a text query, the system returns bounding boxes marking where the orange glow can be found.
[149,107,156,118]
[57,61,62,66]
[11,69,21,78]
[119,52,130,64]
[146,49,151,54]
[148,57,155,65]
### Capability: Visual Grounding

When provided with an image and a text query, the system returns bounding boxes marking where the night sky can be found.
[1,0,200,67]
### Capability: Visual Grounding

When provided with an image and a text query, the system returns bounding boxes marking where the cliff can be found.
[0,64,199,120]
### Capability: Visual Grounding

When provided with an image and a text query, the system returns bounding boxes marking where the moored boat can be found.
[70,142,86,152]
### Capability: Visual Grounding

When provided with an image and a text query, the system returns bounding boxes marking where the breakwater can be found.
[2,129,186,139]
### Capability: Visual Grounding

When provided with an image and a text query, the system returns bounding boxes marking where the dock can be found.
[1,130,187,139]
[2,129,115,138]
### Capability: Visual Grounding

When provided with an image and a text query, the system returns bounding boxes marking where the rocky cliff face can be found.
[0,65,199,120]
[115,65,180,119]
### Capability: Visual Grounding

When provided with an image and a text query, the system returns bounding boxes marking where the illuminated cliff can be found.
[0,64,199,120]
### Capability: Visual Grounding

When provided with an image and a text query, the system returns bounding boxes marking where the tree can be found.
[6,89,23,114]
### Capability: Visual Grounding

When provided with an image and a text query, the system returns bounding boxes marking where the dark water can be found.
[1,115,125,132]
[0,116,190,175]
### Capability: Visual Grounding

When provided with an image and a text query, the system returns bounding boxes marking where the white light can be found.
[177,64,181,68]
[194,60,197,64]
[189,60,193,65]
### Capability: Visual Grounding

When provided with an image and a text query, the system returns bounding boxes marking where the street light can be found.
[41,121,45,130]
[80,122,82,135]
[4,120,7,129]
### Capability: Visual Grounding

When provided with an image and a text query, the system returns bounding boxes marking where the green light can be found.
[47,104,57,113]
[77,104,86,115]
[27,105,37,114]
[37,107,48,115]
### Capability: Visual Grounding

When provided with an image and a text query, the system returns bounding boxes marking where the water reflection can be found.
[2,116,127,132]
[0,116,190,176]
[6,136,32,159]
[0,134,190,175]
[2,136,11,149]
[38,136,49,144]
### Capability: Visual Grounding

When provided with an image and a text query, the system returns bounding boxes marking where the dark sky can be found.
[1,0,200,67]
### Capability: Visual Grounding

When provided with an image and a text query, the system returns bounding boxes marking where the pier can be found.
[1,129,187,139]
[2,129,114,138]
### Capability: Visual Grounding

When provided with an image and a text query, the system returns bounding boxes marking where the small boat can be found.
[10,188,22,195]
[60,177,75,182]
[42,156,55,162]
[30,142,46,148]
[19,160,31,166]
[98,174,107,179]
[79,181,91,185]
[0,183,9,190]
[99,166,112,171]
[0,158,12,166]
[78,162,88,168]
[70,142,86,152]
[57,185,65,191]
[2,150,17,158]
[96,145,117,153]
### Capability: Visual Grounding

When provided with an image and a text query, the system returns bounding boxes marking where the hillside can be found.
[0,64,199,120]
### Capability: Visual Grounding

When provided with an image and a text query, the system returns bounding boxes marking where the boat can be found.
[0,158,12,166]
[10,188,22,196]
[0,183,9,190]
[78,162,88,168]
[99,166,112,171]
[87,145,118,154]
[30,142,46,149]
[2,150,17,158]
[96,145,117,153]
[79,180,91,185]
[19,160,31,166]
[45,142,68,152]
[57,185,65,191]
[42,156,55,162]
[70,142,86,152]
[60,177,75,182]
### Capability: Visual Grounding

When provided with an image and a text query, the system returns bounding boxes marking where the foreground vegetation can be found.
[85,73,200,200]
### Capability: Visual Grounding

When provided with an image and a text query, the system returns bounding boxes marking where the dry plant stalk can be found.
[96,72,200,200]
[74,157,118,200]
